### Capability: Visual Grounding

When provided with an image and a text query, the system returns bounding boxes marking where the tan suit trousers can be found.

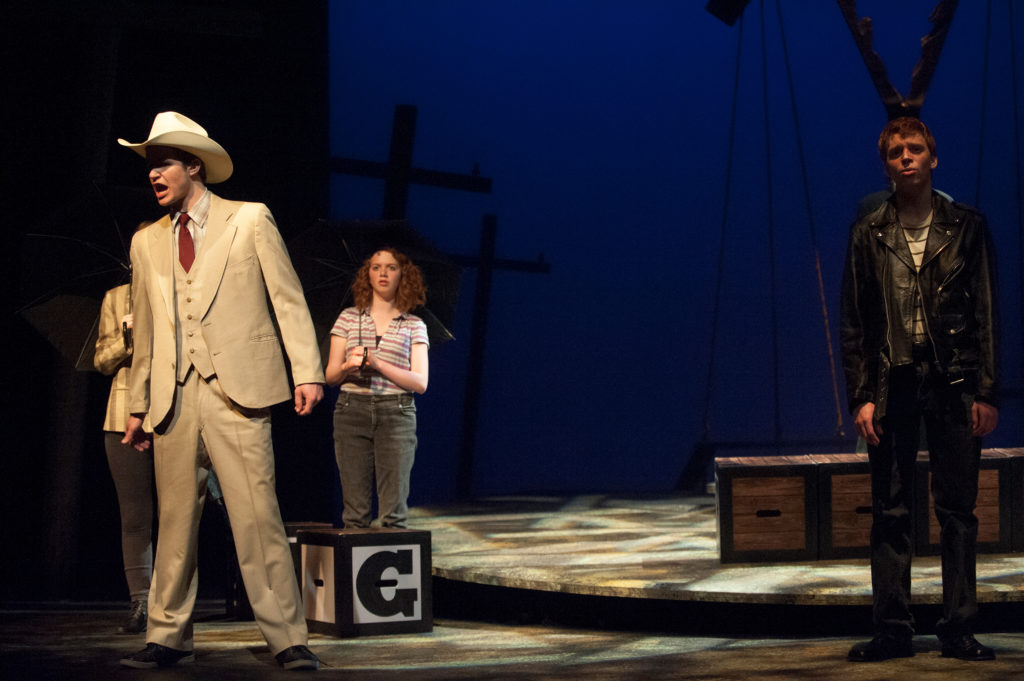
[147,368,307,654]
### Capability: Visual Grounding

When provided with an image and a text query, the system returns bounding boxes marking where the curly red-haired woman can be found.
[324,248,429,528]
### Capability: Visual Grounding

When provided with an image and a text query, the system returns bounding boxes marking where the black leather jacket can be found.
[840,192,999,418]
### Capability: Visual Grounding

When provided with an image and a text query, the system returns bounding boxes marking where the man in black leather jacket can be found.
[841,117,999,663]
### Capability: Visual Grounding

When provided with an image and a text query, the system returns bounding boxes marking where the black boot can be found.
[120,599,147,634]
[848,634,914,662]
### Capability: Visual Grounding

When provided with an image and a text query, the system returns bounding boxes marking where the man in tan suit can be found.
[118,112,324,671]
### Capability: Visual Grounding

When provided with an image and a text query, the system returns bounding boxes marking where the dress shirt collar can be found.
[172,189,211,231]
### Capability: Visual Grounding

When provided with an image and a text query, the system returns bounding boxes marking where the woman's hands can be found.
[346,345,376,371]
[326,339,376,385]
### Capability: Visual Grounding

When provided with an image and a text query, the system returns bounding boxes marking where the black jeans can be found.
[868,359,981,639]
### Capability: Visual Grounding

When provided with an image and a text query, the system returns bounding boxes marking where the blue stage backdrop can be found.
[326,1,1024,501]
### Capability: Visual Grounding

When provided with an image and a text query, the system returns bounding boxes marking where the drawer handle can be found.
[314,578,325,587]
[756,509,782,518]
[855,506,872,515]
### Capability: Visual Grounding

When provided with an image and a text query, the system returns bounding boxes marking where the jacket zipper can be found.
[918,231,955,371]
[881,246,894,401]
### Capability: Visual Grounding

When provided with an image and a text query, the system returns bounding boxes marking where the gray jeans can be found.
[104,432,154,601]
[333,391,417,528]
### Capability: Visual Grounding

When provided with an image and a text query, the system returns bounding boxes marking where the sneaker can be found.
[275,645,319,670]
[120,599,147,634]
[120,642,195,668]
[847,634,914,662]
[940,633,996,661]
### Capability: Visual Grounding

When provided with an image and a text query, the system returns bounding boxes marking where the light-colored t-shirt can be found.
[331,307,429,395]
[902,210,933,345]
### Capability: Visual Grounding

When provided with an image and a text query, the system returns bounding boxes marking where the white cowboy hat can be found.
[118,111,233,184]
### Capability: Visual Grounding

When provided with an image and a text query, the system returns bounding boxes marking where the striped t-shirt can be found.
[331,307,429,395]
[902,210,932,346]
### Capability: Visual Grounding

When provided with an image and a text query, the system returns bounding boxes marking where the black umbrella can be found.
[18,233,130,371]
[16,183,149,370]
[288,219,462,360]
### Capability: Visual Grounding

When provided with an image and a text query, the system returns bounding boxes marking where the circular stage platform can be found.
[410,494,1024,607]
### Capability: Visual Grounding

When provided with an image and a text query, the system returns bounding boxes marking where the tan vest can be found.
[174,254,216,381]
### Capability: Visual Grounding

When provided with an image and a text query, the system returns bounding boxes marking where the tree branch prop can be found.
[837,0,959,119]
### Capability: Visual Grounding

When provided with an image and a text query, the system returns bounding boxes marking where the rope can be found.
[760,0,783,451]
[1010,0,1024,408]
[701,12,745,442]
[775,0,846,437]
[974,0,991,207]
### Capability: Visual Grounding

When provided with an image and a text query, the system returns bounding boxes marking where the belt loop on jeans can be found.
[343,391,412,404]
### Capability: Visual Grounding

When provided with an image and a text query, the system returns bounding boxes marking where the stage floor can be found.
[4,494,1024,679]
[410,494,1024,606]
[3,604,1024,680]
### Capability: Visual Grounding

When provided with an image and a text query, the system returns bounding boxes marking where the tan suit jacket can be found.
[95,283,158,433]
[95,283,133,432]
[128,194,324,424]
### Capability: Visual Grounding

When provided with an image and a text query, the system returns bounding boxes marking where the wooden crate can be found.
[715,455,818,563]
[986,448,1024,551]
[716,448,1024,564]
[1009,449,1024,551]
[296,527,432,637]
[284,521,334,593]
[811,453,873,559]
[915,450,1014,556]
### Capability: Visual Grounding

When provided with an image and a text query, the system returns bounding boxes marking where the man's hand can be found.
[122,415,152,452]
[294,383,324,416]
[854,401,883,447]
[972,401,998,438]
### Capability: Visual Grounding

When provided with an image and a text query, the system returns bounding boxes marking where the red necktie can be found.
[178,213,195,272]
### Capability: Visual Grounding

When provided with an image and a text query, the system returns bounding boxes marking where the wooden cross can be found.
[330,104,492,219]
[329,107,551,499]
[450,215,550,499]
